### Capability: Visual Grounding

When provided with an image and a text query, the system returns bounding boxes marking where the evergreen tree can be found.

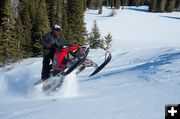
[0,1,3,25]
[115,0,121,9]
[165,0,175,12]
[139,0,145,6]
[1,0,19,62]
[15,18,25,60]
[103,33,112,50]
[110,0,114,8]
[90,0,99,9]
[83,0,87,11]
[98,0,103,14]
[60,0,69,39]
[135,0,143,6]
[104,0,109,6]
[19,0,33,57]
[31,0,50,56]
[67,0,86,45]
[55,0,68,27]
[46,0,66,27]
[124,0,129,6]
[86,0,92,9]
[45,0,57,27]
[175,0,180,11]
[109,0,121,9]
[0,26,6,65]
[0,2,3,64]
[149,0,157,12]
[87,20,102,49]
[156,0,166,12]
[128,0,134,6]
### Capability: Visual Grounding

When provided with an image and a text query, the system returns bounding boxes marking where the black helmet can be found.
[52,24,62,31]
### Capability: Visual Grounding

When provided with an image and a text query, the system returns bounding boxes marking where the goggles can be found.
[53,24,62,31]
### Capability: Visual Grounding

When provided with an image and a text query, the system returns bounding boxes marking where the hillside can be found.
[0,6,180,119]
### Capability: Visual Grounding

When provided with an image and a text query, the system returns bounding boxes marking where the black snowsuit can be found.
[41,32,71,80]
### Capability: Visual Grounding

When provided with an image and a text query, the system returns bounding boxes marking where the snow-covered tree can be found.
[102,33,112,51]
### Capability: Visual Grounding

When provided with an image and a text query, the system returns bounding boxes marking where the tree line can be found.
[87,0,180,12]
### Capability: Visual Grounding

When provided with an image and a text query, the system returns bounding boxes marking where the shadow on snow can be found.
[161,16,180,20]
[89,52,180,80]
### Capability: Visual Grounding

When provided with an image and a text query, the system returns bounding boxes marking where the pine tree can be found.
[103,33,112,50]
[67,0,86,45]
[0,26,6,65]
[135,0,142,7]
[140,0,146,6]
[54,0,61,22]
[1,0,19,62]
[156,0,166,12]
[19,0,33,57]
[98,0,103,14]
[0,1,3,25]
[55,0,68,27]
[86,0,92,9]
[91,0,99,9]
[15,12,32,60]
[128,0,134,6]
[83,0,87,11]
[175,0,180,11]
[45,0,64,27]
[165,0,175,12]
[45,0,57,27]
[109,0,121,9]
[87,20,102,49]
[31,0,50,56]
[0,2,3,64]
[149,0,157,12]
[110,0,114,8]
[115,0,121,9]
[60,0,69,39]
[123,0,129,6]
[120,0,125,6]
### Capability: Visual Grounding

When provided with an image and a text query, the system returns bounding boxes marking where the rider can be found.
[41,24,76,81]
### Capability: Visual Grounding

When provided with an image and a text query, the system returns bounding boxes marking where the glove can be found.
[63,45,68,49]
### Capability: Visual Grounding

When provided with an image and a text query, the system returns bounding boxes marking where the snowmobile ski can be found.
[89,51,112,77]
[42,76,64,94]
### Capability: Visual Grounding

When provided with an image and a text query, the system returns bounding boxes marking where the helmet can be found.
[52,24,62,31]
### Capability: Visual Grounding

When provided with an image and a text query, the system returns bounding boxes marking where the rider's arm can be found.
[55,37,72,50]
[41,33,54,49]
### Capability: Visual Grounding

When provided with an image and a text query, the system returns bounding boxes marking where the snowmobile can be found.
[34,45,112,94]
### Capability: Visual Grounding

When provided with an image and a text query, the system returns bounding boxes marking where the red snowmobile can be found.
[35,45,111,93]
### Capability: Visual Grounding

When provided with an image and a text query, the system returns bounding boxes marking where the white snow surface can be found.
[0,6,180,119]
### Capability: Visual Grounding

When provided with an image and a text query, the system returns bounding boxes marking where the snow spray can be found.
[0,77,8,95]
[61,70,79,97]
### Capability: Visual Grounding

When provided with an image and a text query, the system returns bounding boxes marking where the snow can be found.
[85,6,180,50]
[0,6,180,119]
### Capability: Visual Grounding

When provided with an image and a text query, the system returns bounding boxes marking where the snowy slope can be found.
[85,6,180,50]
[0,6,180,119]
